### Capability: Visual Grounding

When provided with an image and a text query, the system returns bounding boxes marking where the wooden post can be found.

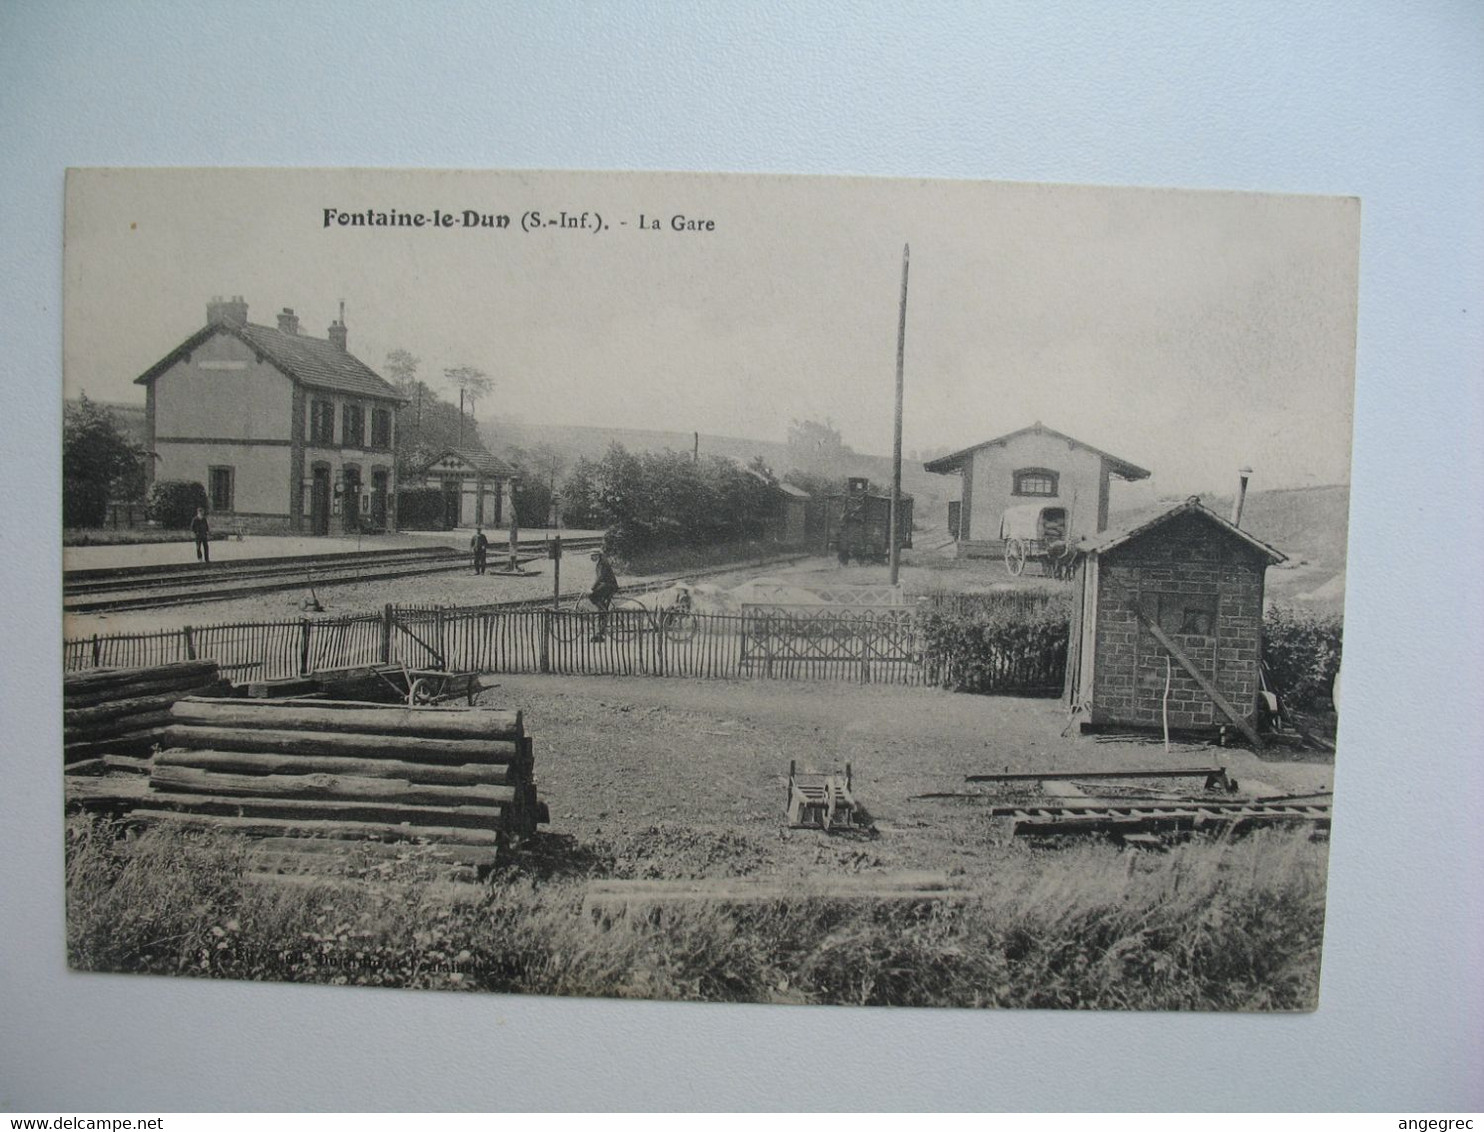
[183,625,196,661]
[380,604,393,663]
[552,536,561,609]
[298,620,312,675]
[889,243,909,587]
[91,635,101,667]
[539,610,551,675]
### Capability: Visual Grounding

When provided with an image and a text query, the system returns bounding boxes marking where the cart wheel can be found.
[1004,538,1027,577]
[408,677,436,705]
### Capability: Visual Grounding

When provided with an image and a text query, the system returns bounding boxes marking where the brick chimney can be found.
[206,294,248,327]
[276,307,300,335]
[327,300,348,351]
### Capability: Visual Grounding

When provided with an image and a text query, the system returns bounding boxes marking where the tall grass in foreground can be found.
[66,818,1328,1010]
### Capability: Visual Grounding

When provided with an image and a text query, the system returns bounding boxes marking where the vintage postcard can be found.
[62,168,1358,1009]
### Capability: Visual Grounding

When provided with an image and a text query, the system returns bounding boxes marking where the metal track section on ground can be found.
[994,799,1331,835]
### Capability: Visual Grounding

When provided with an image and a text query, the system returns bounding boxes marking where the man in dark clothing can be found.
[191,508,211,563]
[590,550,618,641]
[471,527,489,575]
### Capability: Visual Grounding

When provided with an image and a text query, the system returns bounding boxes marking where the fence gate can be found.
[739,605,920,684]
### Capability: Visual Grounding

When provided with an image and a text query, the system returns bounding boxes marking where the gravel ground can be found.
[483,673,1335,880]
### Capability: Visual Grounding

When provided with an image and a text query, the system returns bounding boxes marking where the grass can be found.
[66,816,1328,1009]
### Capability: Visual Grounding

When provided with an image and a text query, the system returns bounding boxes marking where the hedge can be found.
[1262,605,1343,710]
[919,600,1071,696]
[396,487,448,530]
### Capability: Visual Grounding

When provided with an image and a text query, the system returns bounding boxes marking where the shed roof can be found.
[135,322,406,402]
[923,421,1151,480]
[1080,496,1286,563]
[418,446,518,479]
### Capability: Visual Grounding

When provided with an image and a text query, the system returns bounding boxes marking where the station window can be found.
[371,407,392,449]
[342,403,365,448]
[310,400,335,444]
[1013,468,1059,497]
[208,466,234,513]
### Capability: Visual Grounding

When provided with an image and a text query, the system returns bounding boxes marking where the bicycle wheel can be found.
[661,608,698,644]
[608,595,646,641]
[551,596,598,643]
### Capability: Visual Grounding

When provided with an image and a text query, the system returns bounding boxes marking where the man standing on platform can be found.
[191,507,211,564]
[471,526,488,575]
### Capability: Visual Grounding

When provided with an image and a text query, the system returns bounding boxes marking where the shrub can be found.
[396,487,448,530]
[1263,605,1343,710]
[146,480,208,529]
[561,443,776,560]
[919,598,1071,696]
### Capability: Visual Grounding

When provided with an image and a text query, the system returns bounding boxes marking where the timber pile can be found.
[120,697,548,871]
[64,660,231,766]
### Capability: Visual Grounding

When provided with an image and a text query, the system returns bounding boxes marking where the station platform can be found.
[62,528,604,572]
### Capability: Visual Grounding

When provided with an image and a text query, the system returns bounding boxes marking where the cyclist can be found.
[589,549,618,641]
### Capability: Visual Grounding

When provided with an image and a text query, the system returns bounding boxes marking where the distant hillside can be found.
[1188,484,1350,570]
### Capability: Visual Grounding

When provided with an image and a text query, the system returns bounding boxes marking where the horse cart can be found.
[998,502,1078,579]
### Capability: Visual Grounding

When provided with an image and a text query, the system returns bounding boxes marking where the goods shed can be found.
[1064,497,1285,745]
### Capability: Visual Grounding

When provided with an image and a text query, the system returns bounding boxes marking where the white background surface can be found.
[2,1,1480,1112]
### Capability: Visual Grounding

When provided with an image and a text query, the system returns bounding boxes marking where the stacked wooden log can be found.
[125,697,547,871]
[64,660,231,766]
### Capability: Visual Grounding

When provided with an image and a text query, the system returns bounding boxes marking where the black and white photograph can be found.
[58,166,1360,1011]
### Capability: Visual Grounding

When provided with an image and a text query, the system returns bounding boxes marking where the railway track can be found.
[64,537,606,613]
[921,794,1331,836]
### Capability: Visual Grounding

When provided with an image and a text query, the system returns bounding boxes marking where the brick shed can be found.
[1064,497,1285,741]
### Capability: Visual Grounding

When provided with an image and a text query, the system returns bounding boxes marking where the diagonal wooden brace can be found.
[1132,607,1264,751]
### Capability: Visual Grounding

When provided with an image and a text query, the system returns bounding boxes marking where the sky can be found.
[64,168,1360,495]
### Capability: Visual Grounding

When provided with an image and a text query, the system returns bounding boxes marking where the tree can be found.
[444,365,493,445]
[558,456,603,529]
[747,454,775,482]
[63,395,146,528]
[383,348,420,393]
[505,443,566,528]
[786,417,854,477]
[528,443,566,527]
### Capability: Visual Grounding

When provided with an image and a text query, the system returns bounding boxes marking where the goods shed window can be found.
[1013,468,1059,497]
[1141,591,1218,638]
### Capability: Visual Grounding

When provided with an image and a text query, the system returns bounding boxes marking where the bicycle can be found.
[652,594,697,643]
[549,590,699,645]
[550,593,647,644]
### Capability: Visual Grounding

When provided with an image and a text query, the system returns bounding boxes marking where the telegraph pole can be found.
[889,244,910,586]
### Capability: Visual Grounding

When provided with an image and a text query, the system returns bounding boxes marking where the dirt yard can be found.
[480,673,1334,880]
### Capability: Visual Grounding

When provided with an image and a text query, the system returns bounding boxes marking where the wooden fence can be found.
[64,601,1067,693]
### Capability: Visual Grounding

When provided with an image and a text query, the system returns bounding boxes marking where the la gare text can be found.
[322,208,718,234]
